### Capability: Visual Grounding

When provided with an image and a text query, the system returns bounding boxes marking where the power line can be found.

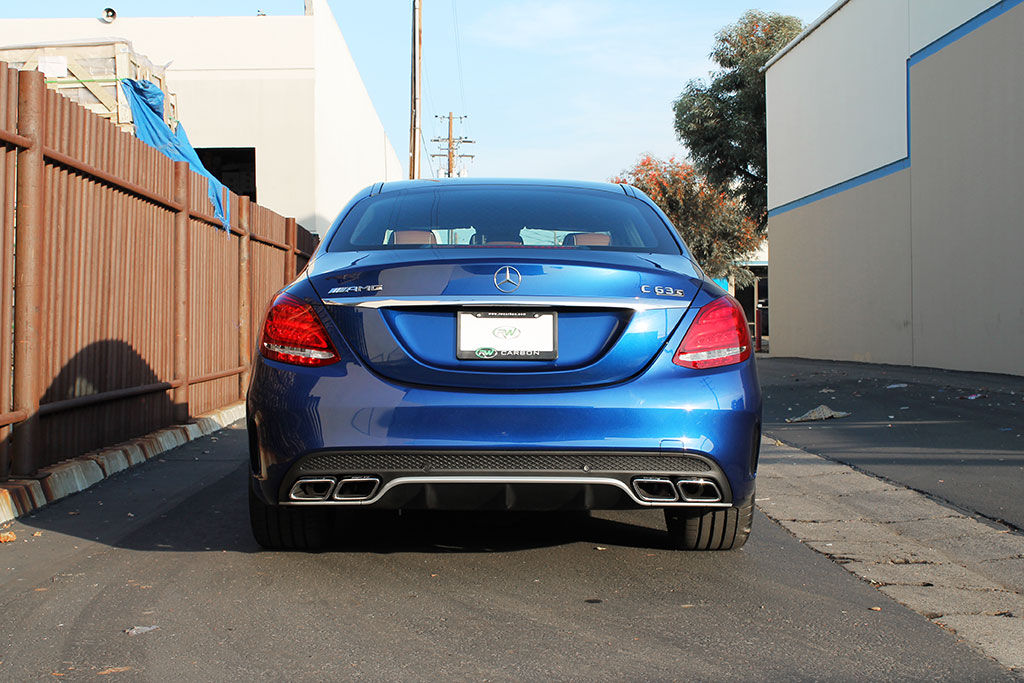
[419,128,436,178]
[410,0,473,178]
[451,0,468,119]
[422,67,441,139]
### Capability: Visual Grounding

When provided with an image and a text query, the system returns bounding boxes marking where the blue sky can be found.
[1,1,828,181]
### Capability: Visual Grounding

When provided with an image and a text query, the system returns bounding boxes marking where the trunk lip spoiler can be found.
[321,295,693,311]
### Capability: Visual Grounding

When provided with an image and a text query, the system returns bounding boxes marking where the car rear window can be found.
[326,186,682,255]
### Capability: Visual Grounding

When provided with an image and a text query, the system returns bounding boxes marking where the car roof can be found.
[375,178,631,196]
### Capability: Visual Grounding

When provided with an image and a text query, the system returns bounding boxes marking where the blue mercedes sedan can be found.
[246,179,761,551]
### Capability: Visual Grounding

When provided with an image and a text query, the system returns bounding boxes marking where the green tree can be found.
[673,10,803,229]
[614,154,762,286]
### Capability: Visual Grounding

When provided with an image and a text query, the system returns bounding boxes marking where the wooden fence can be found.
[0,67,316,478]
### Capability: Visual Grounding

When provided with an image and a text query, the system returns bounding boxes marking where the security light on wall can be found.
[100,7,117,23]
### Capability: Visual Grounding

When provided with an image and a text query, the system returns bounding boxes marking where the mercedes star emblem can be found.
[493,266,522,293]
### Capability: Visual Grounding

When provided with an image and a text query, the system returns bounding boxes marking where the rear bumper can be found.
[279,448,734,510]
[247,354,761,511]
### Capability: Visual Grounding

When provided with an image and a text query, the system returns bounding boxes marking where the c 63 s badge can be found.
[640,285,686,298]
[328,284,383,295]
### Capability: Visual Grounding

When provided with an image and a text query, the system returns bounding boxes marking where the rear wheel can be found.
[664,488,754,551]
[249,483,330,550]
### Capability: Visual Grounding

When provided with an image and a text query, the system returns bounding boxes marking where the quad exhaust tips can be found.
[291,474,720,505]
[631,476,723,504]
[288,476,381,502]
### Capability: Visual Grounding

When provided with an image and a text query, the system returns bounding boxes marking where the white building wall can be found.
[312,0,401,234]
[765,0,908,211]
[766,0,1009,212]
[0,9,402,234]
[158,17,318,230]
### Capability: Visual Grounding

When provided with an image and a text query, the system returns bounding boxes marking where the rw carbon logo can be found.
[492,326,521,340]
[474,347,498,359]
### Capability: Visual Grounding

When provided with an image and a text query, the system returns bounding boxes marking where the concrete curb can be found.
[758,435,1024,673]
[0,402,246,525]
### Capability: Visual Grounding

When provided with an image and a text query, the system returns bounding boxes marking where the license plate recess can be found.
[457,311,557,360]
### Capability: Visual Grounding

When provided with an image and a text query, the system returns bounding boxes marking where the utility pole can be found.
[446,112,454,176]
[408,0,422,180]
[431,112,475,177]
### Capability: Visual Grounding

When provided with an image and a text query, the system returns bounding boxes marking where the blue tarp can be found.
[120,79,230,229]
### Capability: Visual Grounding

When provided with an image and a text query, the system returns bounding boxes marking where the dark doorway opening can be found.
[734,265,768,346]
[195,147,257,202]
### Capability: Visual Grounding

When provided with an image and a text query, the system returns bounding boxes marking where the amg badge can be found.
[328,284,383,295]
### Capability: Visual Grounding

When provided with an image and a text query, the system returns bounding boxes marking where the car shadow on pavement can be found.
[312,509,676,554]
[10,425,678,556]
[110,504,676,555]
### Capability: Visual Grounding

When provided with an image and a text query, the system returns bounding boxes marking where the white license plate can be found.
[457,311,558,360]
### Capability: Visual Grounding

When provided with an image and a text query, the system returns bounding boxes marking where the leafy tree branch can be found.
[673,10,803,230]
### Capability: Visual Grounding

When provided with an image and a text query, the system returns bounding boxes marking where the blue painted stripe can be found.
[769,0,1022,218]
[909,0,1024,67]
[767,158,909,218]
[905,57,911,158]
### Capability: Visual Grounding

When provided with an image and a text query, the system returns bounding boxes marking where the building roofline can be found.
[762,0,851,72]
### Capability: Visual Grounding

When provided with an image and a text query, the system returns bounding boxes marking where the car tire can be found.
[249,483,330,551]
[664,489,754,551]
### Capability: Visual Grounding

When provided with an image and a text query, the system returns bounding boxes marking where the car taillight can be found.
[673,295,751,369]
[260,292,339,367]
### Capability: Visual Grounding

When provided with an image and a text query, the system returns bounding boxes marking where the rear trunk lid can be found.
[307,250,704,390]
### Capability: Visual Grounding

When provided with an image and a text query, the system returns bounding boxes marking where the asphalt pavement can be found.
[1,420,1018,681]
[758,357,1024,529]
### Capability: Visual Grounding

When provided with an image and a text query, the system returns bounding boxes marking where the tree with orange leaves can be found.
[614,154,762,286]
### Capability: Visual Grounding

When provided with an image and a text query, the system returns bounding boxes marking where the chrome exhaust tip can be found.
[632,476,680,502]
[332,476,381,501]
[288,477,336,501]
[676,477,723,503]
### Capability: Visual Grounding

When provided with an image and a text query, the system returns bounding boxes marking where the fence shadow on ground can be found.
[36,340,178,468]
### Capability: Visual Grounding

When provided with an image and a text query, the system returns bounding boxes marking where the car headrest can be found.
[470,232,523,246]
[562,232,610,246]
[388,229,437,245]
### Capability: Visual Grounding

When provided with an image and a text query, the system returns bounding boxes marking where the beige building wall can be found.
[766,0,1024,377]
[907,0,997,52]
[0,1,402,234]
[769,170,913,364]
[908,7,1024,375]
